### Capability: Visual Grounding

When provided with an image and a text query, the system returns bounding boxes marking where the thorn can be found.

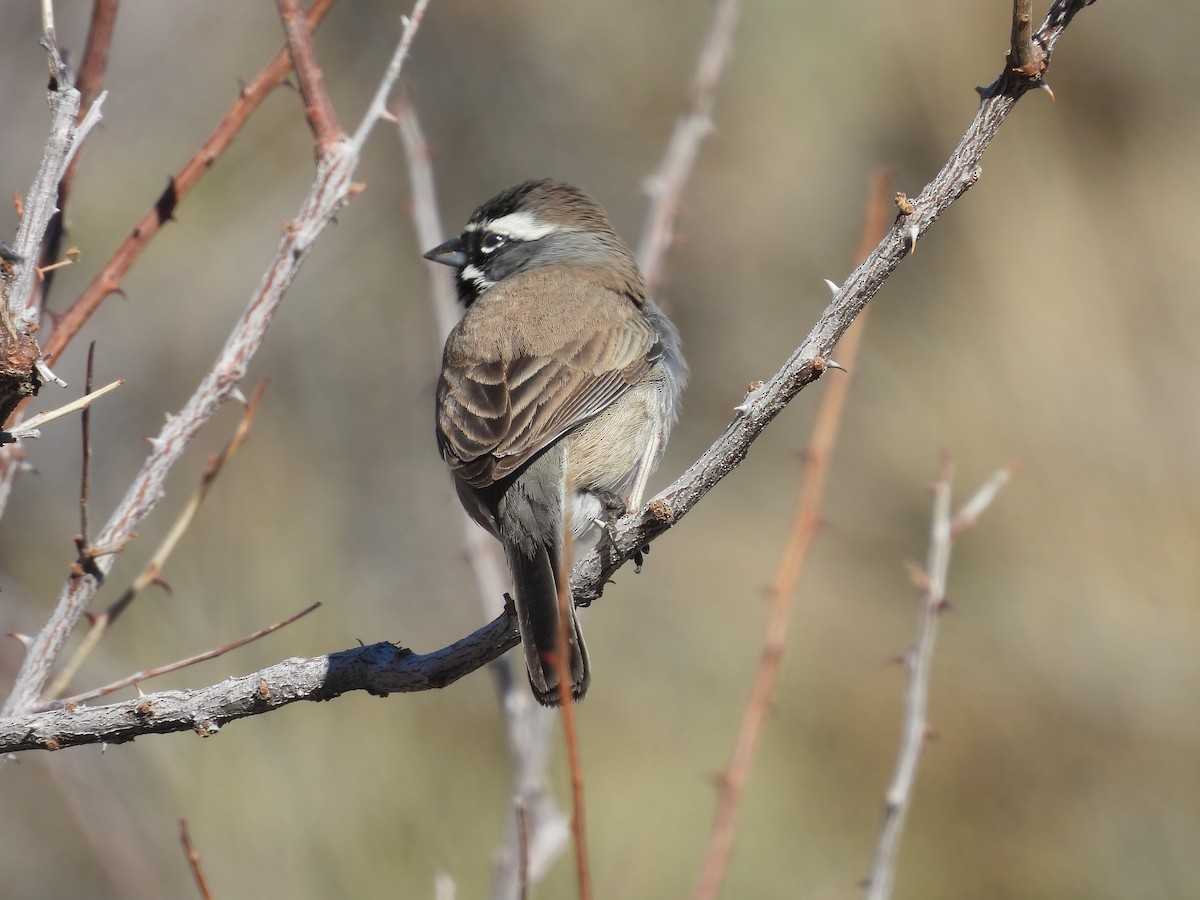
[8,632,33,649]
[823,278,840,295]
[227,384,248,407]
[825,358,847,373]
[1038,81,1056,102]
[134,683,146,697]
[904,223,919,256]
[734,380,764,414]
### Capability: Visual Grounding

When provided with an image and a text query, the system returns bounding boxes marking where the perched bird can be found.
[428,180,686,705]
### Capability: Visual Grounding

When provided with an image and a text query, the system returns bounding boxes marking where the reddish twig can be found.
[276,0,345,152]
[691,171,893,900]
[40,0,337,367]
[179,819,214,900]
[46,602,321,710]
[864,461,1014,900]
[636,0,742,295]
[554,515,592,900]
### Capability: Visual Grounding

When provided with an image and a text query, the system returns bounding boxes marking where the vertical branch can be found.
[179,819,214,900]
[691,173,892,900]
[78,342,96,545]
[553,515,592,900]
[864,461,1014,900]
[636,0,742,295]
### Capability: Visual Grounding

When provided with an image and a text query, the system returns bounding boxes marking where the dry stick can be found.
[47,601,321,710]
[864,461,1014,900]
[179,819,214,900]
[692,171,894,900]
[636,0,742,294]
[79,343,96,545]
[42,382,268,701]
[0,5,428,719]
[553,513,591,900]
[0,0,1095,753]
[394,102,569,900]
[4,378,122,441]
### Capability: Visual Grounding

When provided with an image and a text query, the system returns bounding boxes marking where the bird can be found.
[427,179,686,705]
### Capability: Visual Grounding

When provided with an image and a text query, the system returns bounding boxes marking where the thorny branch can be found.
[0,0,1095,753]
[0,3,427,721]
[864,461,1014,900]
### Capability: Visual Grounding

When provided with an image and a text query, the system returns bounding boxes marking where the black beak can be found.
[423,235,469,268]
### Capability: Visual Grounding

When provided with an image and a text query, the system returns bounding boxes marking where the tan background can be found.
[0,2,1196,898]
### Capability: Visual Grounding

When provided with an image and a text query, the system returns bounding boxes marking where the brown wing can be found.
[436,276,657,490]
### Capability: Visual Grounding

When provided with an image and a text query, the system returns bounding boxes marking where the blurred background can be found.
[0,1,1196,897]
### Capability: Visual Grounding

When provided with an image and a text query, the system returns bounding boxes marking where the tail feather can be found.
[496,448,590,705]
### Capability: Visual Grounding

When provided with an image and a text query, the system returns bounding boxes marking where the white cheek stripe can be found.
[483,210,559,242]
[461,264,495,290]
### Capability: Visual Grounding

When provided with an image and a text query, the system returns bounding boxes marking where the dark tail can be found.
[496,450,590,705]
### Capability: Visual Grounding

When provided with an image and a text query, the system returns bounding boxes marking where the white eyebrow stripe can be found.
[484,210,559,241]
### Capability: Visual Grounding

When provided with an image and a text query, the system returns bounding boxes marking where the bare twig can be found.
[396,100,458,339]
[276,0,345,151]
[636,0,742,295]
[0,7,429,719]
[692,171,893,900]
[43,383,267,700]
[179,819,214,900]
[553,513,592,900]
[79,343,96,546]
[864,461,1014,900]
[3,378,122,441]
[47,602,321,710]
[351,0,432,155]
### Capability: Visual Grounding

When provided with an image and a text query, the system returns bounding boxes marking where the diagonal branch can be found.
[691,170,893,900]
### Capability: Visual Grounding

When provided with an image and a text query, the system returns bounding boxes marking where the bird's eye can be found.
[481,232,508,254]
